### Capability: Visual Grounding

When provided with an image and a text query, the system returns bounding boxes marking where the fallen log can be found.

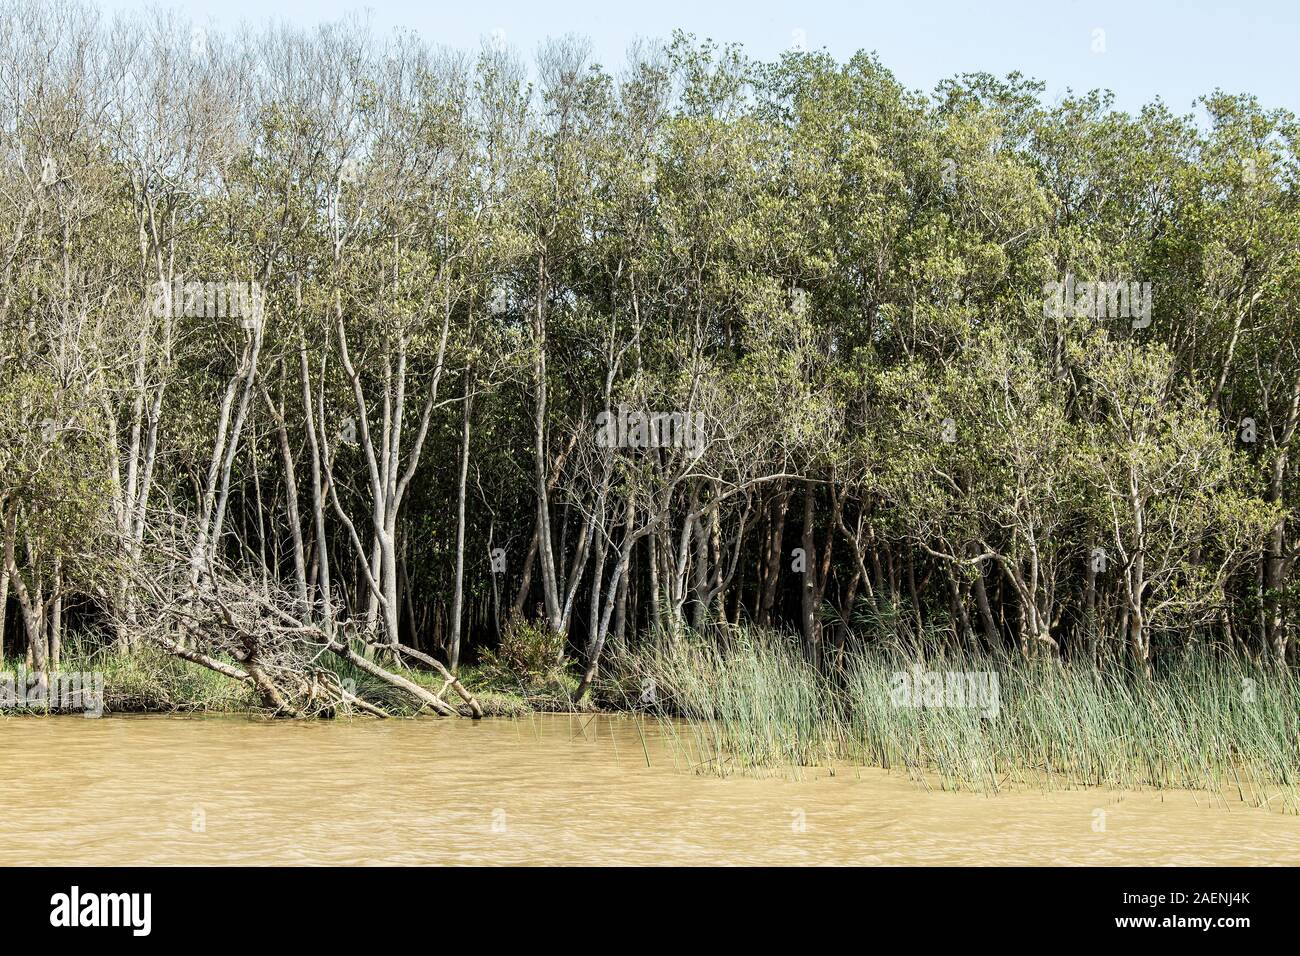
[150,632,250,684]
[151,632,388,718]
[315,668,390,718]
[363,639,484,718]
[325,636,458,717]
[125,538,462,718]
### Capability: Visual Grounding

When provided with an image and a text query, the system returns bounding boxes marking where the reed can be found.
[611,624,1300,811]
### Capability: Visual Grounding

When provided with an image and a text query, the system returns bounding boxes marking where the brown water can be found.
[2,714,1298,865]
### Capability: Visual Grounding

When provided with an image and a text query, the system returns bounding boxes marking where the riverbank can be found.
[0,647,585,718]
[6,627,1300,811]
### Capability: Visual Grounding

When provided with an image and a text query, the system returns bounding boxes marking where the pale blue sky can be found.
[99,0,1298,115]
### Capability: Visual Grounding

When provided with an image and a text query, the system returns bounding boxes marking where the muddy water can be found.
[2,714,1298,865]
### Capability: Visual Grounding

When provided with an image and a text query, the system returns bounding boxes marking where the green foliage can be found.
[476,616,568,692]
[2,6,1299,691]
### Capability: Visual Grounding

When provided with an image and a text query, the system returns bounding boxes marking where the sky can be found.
[96,0,1299,116]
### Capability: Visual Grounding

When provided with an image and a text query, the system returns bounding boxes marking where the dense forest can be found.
[2,0,1299,716]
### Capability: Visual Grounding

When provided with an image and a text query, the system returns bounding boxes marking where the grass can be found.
[608,624,1300,812]
[1,644,256,714]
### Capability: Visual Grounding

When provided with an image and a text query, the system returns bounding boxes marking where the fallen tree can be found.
[123,536,480,719]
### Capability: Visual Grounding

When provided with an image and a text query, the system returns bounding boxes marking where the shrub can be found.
[477,616,566,691]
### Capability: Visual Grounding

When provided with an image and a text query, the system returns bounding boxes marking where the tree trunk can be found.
[759,484,791,626]
[800,480,819,664]
[449,384,472,672]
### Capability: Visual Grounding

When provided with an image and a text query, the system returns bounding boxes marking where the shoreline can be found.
[5,634,1299,816]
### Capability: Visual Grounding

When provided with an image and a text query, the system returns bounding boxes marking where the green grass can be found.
[458,661,591,713]
[1,644,255,714]
[609,625,1300,811]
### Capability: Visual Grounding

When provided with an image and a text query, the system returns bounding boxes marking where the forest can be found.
[2,0,1299,733]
